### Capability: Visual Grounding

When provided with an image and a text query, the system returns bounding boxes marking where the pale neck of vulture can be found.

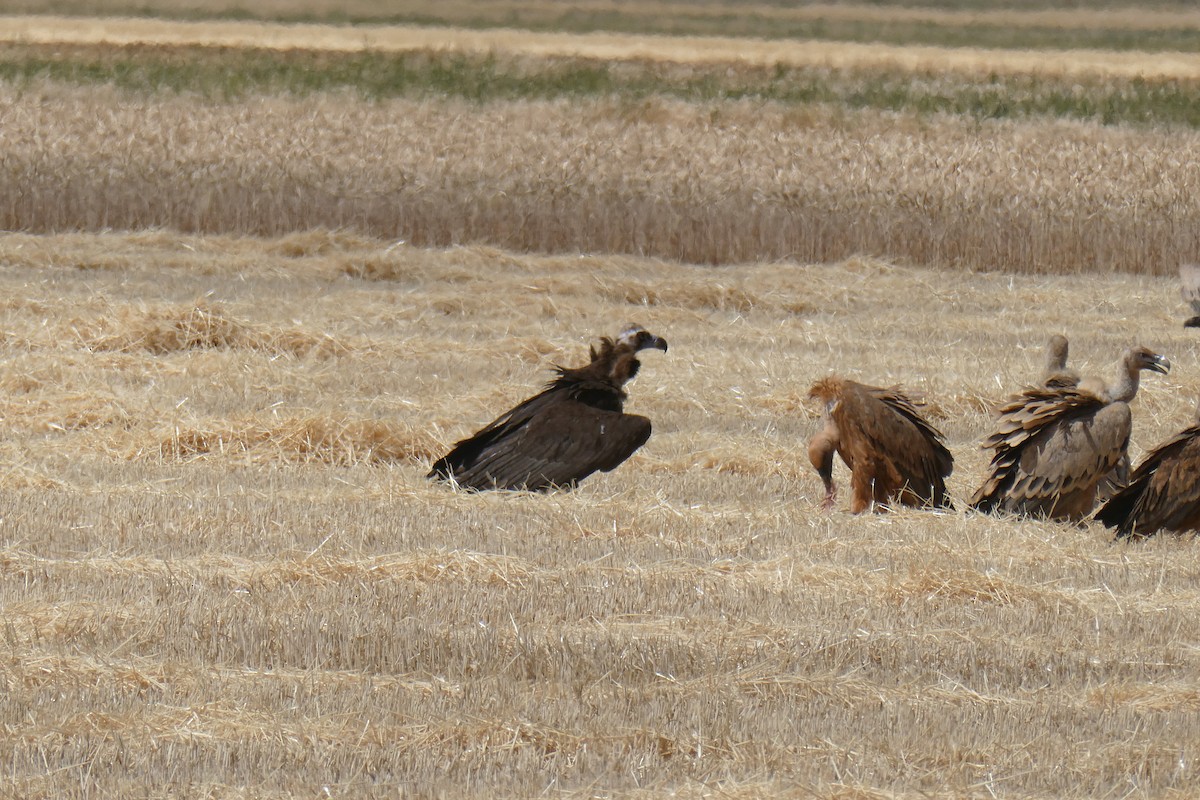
[1043,336,1069,376]
[1113,365,1142,402]
[1100,349,1167,404]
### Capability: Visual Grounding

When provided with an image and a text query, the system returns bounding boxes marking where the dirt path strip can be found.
[4,14,1200,80]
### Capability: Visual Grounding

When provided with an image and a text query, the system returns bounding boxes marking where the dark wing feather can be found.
[431,399,651,491]
[428,386,564,484]
[1043,373,1081,390]
[1095,454,1131,504]
[871,388,954,506]
[1097,425,1200,537]
[839,384,954,507]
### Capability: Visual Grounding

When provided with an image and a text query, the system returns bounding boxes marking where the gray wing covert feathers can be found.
[970,388,1128,517]
[1008,402,1130,507]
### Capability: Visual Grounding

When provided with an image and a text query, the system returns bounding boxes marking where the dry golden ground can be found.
[6,83,1200,273]
[7,13,1200,80]
[3,230,1200,797]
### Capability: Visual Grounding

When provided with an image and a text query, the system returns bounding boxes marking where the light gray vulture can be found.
[970,347,1169,521]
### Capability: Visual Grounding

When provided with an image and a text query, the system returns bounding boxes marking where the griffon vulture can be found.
[1181,263,1200,327]
[1030,334,1121,498]
[807,377,954,513]
[970,347,1170,521]
[428,325,668,491]
[1096,400,1200,539]
[1037,333,1143,499]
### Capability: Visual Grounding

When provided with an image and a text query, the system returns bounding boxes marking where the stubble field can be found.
[5,231,1200,798]
[5,4,1200,798]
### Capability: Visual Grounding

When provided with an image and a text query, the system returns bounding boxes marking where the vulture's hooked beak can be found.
[1148,354,1171,375]
[644,335,668,354]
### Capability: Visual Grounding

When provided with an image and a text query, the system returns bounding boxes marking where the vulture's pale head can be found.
[617,324,669,354]
[1129,347,1171,375]
[1046,335,1069,370]
[598,325,667,387]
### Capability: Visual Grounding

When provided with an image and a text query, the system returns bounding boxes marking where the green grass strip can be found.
[4,1,1200,52]
[2,42,1199,128]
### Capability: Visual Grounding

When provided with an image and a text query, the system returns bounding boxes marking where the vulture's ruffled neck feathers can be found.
[547,336,643,408]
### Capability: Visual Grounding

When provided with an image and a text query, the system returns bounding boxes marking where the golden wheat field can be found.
[5,83,1200,274]
[3,229,1200,798]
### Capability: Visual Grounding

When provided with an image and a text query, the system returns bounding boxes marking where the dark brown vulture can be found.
[970,347,1170,521]
[1181,263,1200,327]
[1039,334,1080,390]
[1099,398,1200,537]
[1096,400,1200,538]
[807,377,953,513]
[428,325,668,491]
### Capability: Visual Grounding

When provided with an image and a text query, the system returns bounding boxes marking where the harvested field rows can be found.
[3,231,1200,796]
[4,85,1200,273]
[6,14,1200,80]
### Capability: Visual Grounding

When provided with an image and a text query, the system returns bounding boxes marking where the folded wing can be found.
[432,399,651,490]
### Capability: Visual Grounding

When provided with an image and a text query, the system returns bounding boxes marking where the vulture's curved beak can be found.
[633,334,667,353]
[1148,354,1171,375]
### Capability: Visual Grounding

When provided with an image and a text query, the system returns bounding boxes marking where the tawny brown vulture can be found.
[1181,263,1200,327]
[970,347,1169,521]
[1096,400,1200,539]
[428,325,668,491]
[1039,334,1080,390]
[807,378,953,513]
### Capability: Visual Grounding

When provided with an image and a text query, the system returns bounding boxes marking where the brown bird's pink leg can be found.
[822,484,837,511]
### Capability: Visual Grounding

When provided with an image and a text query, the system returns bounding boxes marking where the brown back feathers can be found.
[808,377,953,514]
